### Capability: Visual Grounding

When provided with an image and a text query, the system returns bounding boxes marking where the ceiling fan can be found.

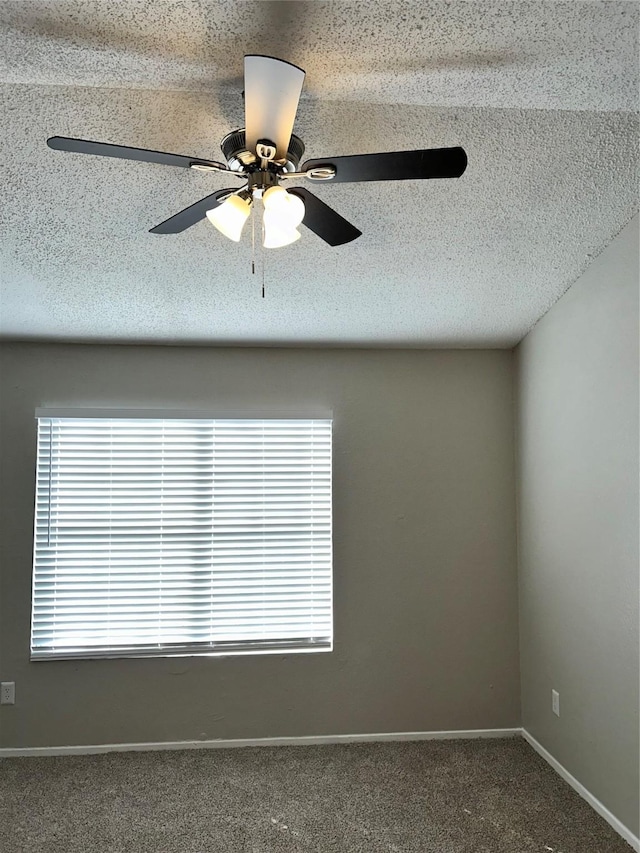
[47,55,468,248]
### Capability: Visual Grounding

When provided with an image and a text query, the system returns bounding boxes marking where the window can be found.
[31,413,332,660]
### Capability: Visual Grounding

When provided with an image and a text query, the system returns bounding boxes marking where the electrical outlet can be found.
[552,689,560,717]
[0,682,15,705]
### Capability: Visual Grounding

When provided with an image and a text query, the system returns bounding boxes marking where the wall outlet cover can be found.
[0,682,15,705]
[552,689,560,717]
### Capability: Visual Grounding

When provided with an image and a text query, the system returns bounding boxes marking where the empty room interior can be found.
[0,2,638,851]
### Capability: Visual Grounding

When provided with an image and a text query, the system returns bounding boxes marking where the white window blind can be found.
[32,416,332,660]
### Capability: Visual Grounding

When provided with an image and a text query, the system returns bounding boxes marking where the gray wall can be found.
[0,344,519,748]
[516,216,640,835]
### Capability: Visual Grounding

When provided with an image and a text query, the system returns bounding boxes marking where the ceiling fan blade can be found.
[149,189,238,234]
[244,55,305,161]
[301,147,467,183]
[47,136,229,171]
[288,188,362,246]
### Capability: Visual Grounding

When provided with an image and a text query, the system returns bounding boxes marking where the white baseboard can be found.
[0,726,519,758]
[522,729,639,852]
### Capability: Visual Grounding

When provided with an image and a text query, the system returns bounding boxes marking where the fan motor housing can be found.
[221,129,305,173]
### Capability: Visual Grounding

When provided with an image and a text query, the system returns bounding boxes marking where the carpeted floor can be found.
[0,737,632,852]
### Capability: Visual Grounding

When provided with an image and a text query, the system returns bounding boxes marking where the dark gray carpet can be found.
[0,737,632,852]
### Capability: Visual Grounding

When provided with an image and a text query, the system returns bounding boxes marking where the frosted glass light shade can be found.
[263,209,301,248]
[263,186,305,228]
[206,195,251,242]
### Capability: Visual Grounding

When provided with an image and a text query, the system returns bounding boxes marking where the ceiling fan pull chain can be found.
[261,204,266,298]
[251,205,256,276]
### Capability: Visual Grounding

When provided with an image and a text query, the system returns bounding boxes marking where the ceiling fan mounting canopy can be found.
[46,54,468,247]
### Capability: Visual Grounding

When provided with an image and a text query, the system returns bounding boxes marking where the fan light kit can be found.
[47,55,468,248]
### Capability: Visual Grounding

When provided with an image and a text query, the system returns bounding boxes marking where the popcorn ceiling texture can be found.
[0,0,638,347]
[2,1,638,111]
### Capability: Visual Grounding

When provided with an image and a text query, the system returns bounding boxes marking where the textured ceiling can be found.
[1,0,638,347]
